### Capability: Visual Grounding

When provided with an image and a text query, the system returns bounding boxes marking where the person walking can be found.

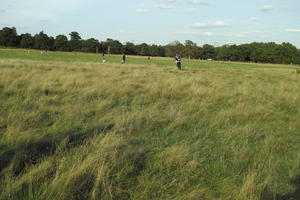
[175,54,182,70]
[122,54,126,64]
[102,53,106,63]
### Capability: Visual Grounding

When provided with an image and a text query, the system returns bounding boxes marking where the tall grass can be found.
[0,54,300,199]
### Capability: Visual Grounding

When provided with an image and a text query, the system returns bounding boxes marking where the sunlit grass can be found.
[0,49,300,200]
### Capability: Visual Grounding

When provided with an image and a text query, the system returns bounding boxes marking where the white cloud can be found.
[191,20,229,28]
[0,0,92,27]
[183,8,199,13]
[162,0,177,2]
[187,0,210,5]
[204,32,214,36]
[0,10,56,27]
[172,30,215,37]
[120,30,142,34]
[259,5,289,12]
[241,31,250,34]
[235,34,247,38]
[238,31,265,36]
[191,23,208,28]
[161,0,210,5]
[172,30,199,35]
[155,4,175,9]
[213,21,226,26]
[253,30,265,34]
[278,6,289,11]
[284,29,300,33]
[136,8,147,13]
[260,5,274,11]
[250,17,258,21]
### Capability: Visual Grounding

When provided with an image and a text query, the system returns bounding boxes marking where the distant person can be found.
[122,54,126,64]
[175,54,181,70]
[102,53,106,63]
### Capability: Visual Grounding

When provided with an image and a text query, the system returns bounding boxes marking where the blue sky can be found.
[1,0,300,47]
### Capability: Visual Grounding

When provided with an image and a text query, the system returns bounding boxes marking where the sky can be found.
[0,0,300,47]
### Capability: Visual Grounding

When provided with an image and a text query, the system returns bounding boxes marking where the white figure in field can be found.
[102,53,106,63]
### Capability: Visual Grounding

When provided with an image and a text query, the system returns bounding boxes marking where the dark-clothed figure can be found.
[175,54,181,70]
[122,54,126,64]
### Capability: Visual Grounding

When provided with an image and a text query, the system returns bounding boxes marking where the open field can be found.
[0,49,300,200]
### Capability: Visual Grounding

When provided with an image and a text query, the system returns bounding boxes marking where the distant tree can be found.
[124,42,136,55]
[274,42,298,64]
[165,41,184,57]
[149,45,162,57]
[102,39,123,54]
[201,44,216,60]
[20,33,34,49]
[80,38,99,53]
[69,32,81,52]
[0,27,18,47]
[237,44,251,62]
[34,31,51,50]
[294,49,300,64]
[137,43,151,56]
[48,36,55,51]
[54,35,69,51]
[157,45,166,57]
[183,40,200,59]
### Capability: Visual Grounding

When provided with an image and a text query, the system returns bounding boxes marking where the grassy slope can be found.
[0,49,300,200]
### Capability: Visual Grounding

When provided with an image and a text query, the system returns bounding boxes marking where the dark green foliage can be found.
[53,35,69,51]
[80,38,99,53]
[20,33,34,49]
[1,26,300,64]
[69,32,81,52]
[0,27,18,47]
[201,44,216,60]
[34,31,51,50]
[136,43,151,56]
[165,40,185,57]
[124,42,136,55]
[101,38,123,54]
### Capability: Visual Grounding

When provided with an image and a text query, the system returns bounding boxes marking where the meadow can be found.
[0,49,300,200]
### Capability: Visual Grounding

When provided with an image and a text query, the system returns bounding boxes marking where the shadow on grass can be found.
[262,174,300,200]
[0,123,114,176]
[62,172,96,200]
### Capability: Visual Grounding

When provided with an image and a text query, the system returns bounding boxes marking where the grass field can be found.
[0,49,300,200]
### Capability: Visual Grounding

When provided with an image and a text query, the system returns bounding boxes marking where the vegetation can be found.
[1,26,300,64]
[0,49,300,199]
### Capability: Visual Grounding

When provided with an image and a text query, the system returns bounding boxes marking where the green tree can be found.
[183,40,200,59]
[102,39,123,54]
[165,41,184,57]
[124,42,136,55]
[274,42,298,64]
[201,44,216,60]
[20,33,34,49]
[54,35,69,51]
[0,27,18,47]
[69,32,81,52]
[137,43,151,56]
[80,38,99,53]
[294,49,300,64]
[34,31,50,50]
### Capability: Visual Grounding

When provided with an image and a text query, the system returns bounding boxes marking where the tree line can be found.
[1,27,300,64]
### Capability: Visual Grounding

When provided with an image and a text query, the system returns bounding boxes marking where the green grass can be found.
[0,49,300,200]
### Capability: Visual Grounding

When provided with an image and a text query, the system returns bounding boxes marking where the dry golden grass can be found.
[0,58,300,200]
